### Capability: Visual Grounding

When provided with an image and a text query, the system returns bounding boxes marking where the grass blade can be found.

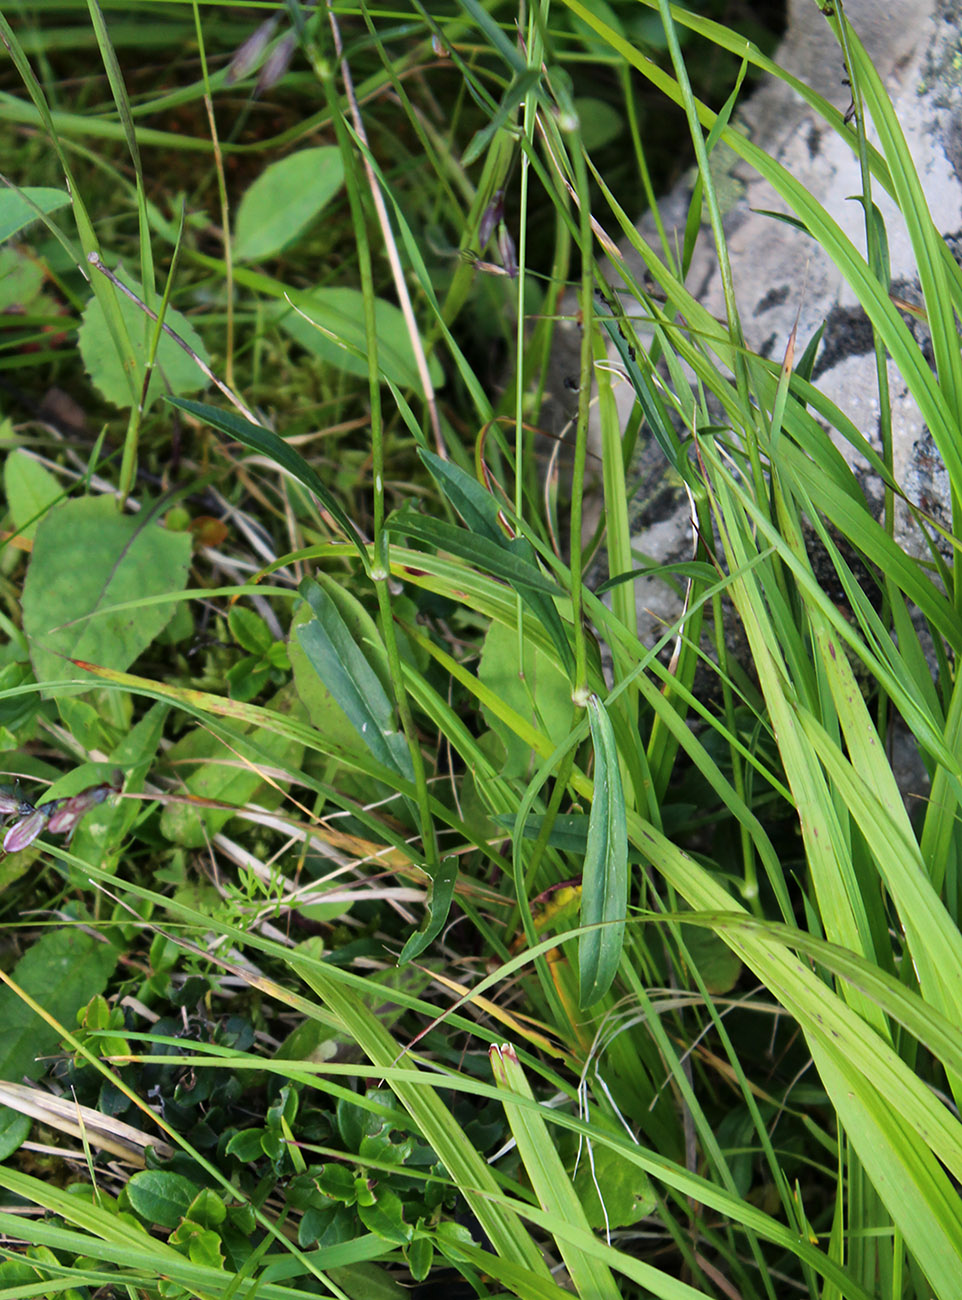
[578,695,627,1007]
[489,1043,621,1300]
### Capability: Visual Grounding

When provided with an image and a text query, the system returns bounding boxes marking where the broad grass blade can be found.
[295,578,413,781]
[489,1043,621,1300]
[579,695,627,1007]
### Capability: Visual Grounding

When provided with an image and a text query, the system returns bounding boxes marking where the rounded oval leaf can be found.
[126,1170,198,1229]
[234,147,345,261]
[271,287,444,390]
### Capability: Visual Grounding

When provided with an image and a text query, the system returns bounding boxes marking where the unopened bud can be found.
[3,805,51,854]
[497,224,518,278]
[478,189,504,251]
[256,30,297,94]
[226,15,279,85]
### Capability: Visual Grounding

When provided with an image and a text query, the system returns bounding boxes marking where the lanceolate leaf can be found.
[579,695,628,1007]
[389,510,562,596]
[294,578,413,781]
[414,451,574,674]
[168,398,368,566]
[399,856,458,963]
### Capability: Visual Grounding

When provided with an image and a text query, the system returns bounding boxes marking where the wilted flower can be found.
[226,14,280,86]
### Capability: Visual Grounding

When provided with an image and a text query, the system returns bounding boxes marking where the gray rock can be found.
[546,0,962,657]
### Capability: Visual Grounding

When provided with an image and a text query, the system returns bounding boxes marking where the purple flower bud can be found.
[226,15,279,85]
[0,791,23,816]
[497,223,518,278]
[478,189,504,251]
[256,30,297,95]
[47,779,121,837]
[4,806,51,854]
[45,799,84,837]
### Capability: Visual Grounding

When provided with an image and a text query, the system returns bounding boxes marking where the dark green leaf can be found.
[389,511,562,596]
[316,1163,357,1204]
[358,1187,412,1245]
[399,856,458,963]
[417,449,503,543]
[405,1236,434,1283]
[0,1109,30,1161]
[168,399,367,565]
[405,452,574,673]
[458,0,525,73]
[579,695,628,1007]
[186,1188,227,1229]
[225,1128,265,1162]
[126,1170,198,1229]
[295,578,412,781]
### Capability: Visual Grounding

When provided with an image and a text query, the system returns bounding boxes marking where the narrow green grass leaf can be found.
[167,398,368,566]
[814,1044,962,1299]
[489,1043,621,1300]
[579,695,627,1007]
[560,0,962,488]
[389,511,562,596]
[844,28,962,456]
[798,707,962,1033]
[462,68,542,165]
[457,0,526,73]
[292,960,555,1283]
[84,0,154,300]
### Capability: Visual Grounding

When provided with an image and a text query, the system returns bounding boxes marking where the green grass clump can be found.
[1,2,961,1298]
